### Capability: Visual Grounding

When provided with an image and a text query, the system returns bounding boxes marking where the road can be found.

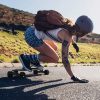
[0,63,100,100]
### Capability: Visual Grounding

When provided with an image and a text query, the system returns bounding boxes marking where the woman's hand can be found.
[71,76,89,83]
[72,43,79,52]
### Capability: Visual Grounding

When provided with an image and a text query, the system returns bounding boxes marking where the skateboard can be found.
[7,64,49,78]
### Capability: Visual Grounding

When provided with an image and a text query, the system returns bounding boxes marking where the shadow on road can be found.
[0,77,74,100]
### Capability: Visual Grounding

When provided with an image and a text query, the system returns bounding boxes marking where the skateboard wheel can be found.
[34,70,38,75]
[44,70,49,75]
[7,71,13,78]
[19,72,26,77]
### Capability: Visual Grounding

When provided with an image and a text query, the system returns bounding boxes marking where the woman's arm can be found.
[60,30,88,83]
[58,29,74,77]
[72,38,79,52]
[62,39,74,77]
[62,39,89,83]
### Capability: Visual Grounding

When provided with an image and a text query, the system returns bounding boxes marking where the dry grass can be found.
[0,31,100,63]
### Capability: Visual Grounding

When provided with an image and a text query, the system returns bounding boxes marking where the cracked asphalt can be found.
[0,63,100,100]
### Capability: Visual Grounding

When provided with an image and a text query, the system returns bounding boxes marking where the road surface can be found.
[0,63,100,100]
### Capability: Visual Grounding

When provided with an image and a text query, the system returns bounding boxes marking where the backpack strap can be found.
[45,32,62,43]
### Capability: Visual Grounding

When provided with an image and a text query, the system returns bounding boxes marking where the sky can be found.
[0,0,100,34]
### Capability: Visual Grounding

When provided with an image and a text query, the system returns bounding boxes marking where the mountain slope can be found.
[0,30,100,63]
[0,31,37,62]
[0,4,35,26]
[0,4,100,63]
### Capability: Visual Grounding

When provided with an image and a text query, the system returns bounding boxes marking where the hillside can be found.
[0,4,100,43]
[0,4,100,63]
[0,4,35,26]
[0,31,100,63]
[79,33,100,43]
[0,31,38,62]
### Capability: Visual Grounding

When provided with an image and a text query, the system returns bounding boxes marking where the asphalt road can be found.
[0,63,100,100]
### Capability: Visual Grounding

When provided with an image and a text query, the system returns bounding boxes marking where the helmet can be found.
[75,15,93,34]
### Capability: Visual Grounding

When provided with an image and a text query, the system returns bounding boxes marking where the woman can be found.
[19,15,93,83]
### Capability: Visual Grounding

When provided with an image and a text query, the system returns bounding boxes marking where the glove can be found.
[71,76,89,83]
[72,43,79,52]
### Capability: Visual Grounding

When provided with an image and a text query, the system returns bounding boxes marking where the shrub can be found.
[11,58,19,63]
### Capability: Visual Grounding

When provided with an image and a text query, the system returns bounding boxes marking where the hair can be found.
[64,18,73,26]
[62,18,76,35]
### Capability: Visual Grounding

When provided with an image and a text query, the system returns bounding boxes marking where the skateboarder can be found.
[19,10,93,83]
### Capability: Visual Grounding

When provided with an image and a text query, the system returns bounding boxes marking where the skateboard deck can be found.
[7,64,49,78]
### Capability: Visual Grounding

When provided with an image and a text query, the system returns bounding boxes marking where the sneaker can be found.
[31,61,43,71]
[19,54,32,72]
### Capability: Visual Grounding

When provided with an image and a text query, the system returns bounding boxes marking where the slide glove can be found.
[71,76,89,83]
[72,43,79,52]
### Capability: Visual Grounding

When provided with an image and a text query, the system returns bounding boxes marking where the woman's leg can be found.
[44,40,58,51]
[20,26,59,71]
[34,41,59,63]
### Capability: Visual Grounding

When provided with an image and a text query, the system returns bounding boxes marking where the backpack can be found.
[34,10,66,32]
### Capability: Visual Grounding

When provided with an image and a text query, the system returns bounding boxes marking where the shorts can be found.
[24,26,43,47]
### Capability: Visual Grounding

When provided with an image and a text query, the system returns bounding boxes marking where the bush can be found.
[0,59,4,63]
[11,58,19,63]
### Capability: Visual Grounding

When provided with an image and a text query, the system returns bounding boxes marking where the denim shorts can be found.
[24,26,43,47]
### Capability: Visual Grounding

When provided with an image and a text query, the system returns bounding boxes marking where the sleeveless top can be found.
[34,26,63,42]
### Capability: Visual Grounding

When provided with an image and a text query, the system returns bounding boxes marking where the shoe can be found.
[19,54,32,72]
[31,61,43,71]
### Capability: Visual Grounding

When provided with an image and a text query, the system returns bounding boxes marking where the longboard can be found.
[7,64,49,78]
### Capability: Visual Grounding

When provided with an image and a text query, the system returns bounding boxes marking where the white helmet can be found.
[75,15,93,34]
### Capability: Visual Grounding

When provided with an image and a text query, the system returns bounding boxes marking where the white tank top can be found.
[34,27,63,42]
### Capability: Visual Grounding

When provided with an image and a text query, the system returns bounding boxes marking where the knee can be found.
[53,56,59,63]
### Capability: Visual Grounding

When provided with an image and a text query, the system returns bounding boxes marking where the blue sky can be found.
[0,0,100,34]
